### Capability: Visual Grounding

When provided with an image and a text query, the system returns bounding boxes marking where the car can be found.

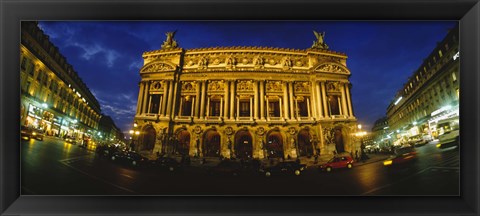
[318,155,355,172]
[95,145,120,158]
[383,146,417,166]
[111,151,149,167]
[149,157,182,172]
[260,161,307,177]
[436,130,460,149]
[64,136,77,144]
[207,160,244,176]
[20,126,32,140]
[30,129,45,141]
[413,139,428,147]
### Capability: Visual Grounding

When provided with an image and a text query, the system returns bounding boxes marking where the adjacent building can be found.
[386,25,459,143]
[20,21,102,142]
[133,31,357,159]
[98,115,125,144]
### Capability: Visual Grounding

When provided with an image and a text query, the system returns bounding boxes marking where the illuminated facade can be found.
[133,31,357,159]
[20,21,102,141]
[386,25,459,141]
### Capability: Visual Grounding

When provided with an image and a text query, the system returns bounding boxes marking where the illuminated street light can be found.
[357,124,362,130]
[42,103,48,108]
[413,121,417,126]
[134,123,138,128]
[129,130,134,134]
[135,131,140,135]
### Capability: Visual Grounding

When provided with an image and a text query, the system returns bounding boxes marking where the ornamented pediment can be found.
[181,81,197,92]
[198,56,208,69]
[282,57,293,70]
[326,81,341,93]
[253,55,264,69]
[237,80,253,92]
[208,80,225,92]
[150,81,164,91]
[141,62,176,73]
[294,81,311,93]
[266,81,283,92]
[314,63,349,74]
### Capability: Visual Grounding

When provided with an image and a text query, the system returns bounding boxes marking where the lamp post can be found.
[129,123,140,152]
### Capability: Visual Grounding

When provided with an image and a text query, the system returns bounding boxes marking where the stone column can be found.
[178,97,184,116]
[283,82,289,119]
[158,96,163,115]
[191,97,195,117]
[307,98,311,118]
[279,97,283,119]
[345,83,354,117]
[200,81,206,118]
[147,95,153,114]
[230,81,235,119]
[266,97,270,120]
[288,82,295,119]
[161,81,168,117]
[250,96,253,120]
[142,81,150,115]
[220,96,223,117]
[236,96,240,120]
[171,81,179,118]
[136,81,144,115]
[254,81,259,120]
[321,82,329,117]
[166,80,174,116]
[315,81,323,118]
[224,81,229,119]
[341,83,348,117]
[310,81,317,119]
[195,81,201,118]
[260,80,265,120]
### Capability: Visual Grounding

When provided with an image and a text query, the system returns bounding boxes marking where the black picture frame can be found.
[1,0,479,215]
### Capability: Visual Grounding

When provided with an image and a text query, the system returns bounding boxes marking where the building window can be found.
[445,43,449,50]
[149,94,161,114]
[328,95,341,115]
[210,100,221,116]
[239,100,250,117]
[438,50,443,58]
[268,101,280,117]
[21,57,27,70]
[181,96,193,116]
[297,99,309,117]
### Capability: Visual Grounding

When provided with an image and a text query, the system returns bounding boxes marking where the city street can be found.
[21,136,459,196]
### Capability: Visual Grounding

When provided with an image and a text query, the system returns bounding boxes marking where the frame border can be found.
[1,0,479,215]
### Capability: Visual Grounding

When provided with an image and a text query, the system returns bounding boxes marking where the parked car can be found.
[64,136,77,144]
[21,126,32,140]
[318,155,354,172]
[20,126,45,141]
[260,161,307,177]
[111,151,149,167]
[149,157,182,172]
[207,160,244,176]
[31,128,45,141]
[436,130,460,149]
[413,139,428,147]
[383,146,417,166]
[95,145,120,158]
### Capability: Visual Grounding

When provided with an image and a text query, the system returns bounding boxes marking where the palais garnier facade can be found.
[133,31,357,160]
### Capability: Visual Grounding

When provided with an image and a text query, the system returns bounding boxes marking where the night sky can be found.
[37,21,456,135]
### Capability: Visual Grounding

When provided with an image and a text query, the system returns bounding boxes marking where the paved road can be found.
[21,137,459,195]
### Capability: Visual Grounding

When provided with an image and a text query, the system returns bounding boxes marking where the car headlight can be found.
[32,132,36,135]
[383,160,393,166]
[436,144,442,148]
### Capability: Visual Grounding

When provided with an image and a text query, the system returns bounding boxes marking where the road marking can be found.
[120,174,134,179]
[362,166,457,195]
[59,160,135,194]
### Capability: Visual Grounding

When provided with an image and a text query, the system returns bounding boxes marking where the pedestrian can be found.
[355,150,359,161]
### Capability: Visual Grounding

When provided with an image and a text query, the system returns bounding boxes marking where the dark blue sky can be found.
[38,21,456,134]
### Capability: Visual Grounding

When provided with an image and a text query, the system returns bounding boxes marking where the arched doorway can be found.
[297,129,314,157]
[175,129,190,156]
[266,130,284,158]
[234,130,253,159]
[141,126,156,151]
[203,130,221,157]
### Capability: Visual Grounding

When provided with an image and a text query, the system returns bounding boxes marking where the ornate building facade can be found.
[133,31,357,159]
[20,21,102,141]
[386,25,459,142]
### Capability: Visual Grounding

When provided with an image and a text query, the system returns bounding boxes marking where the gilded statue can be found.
[161,31,179,49]
[312,30,329,50]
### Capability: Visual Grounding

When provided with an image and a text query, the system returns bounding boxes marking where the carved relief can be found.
[266,81,283,92]
[236,80,253,92]
[241,58,249,65]
[294,81,311,93]
[253,55,264,68]
[141,63,175,73]
[212,58,221,65]
[323,127,335,145]
[181,81,197,92]
[316,64,348,73]
[208,80,225,91]
[150,81,164,91]
[225,55,236,68]
[198,57,208,69]
[282,57,293,70]
[326,81,341,92]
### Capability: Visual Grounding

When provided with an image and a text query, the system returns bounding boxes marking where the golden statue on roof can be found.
[312,30,329,50]
[161,30,178,49]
